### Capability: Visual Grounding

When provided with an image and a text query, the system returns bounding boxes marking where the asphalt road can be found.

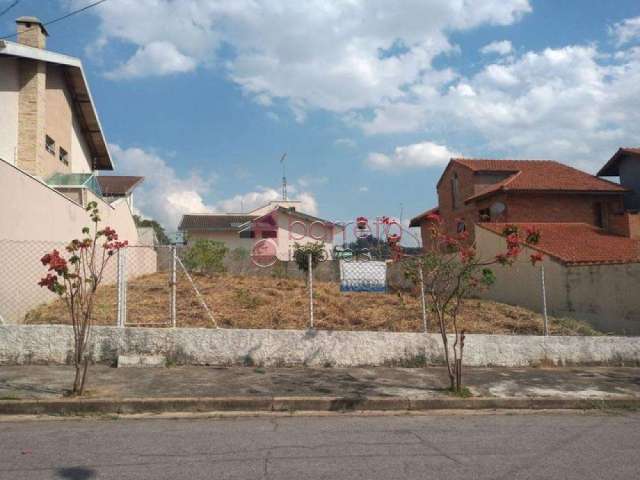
[1,412,639,479]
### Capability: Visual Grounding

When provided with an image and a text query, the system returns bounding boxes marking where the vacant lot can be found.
[25,272,600,335]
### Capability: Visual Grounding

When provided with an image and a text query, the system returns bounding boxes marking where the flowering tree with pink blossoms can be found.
[406,213,543,393]
[38,201,127,395]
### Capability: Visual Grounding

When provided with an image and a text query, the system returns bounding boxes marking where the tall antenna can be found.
[280,153,288,201]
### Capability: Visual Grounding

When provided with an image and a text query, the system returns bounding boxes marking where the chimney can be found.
[15,16,48,176]
[16,16,48,49]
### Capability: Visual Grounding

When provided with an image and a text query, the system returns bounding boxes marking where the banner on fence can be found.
[339,260,387,292]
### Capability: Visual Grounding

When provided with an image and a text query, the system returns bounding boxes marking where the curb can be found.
[1,396,639,416]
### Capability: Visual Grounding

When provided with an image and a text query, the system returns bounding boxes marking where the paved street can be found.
[1,412,639,479]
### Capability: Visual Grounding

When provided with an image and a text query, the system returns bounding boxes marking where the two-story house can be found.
[0,16,143,243]
[179,200,343,262]
[410,150,640,334]
[410,158,630,248]
[0,17,151,324]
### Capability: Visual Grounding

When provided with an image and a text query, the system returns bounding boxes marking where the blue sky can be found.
[2,0,640,234]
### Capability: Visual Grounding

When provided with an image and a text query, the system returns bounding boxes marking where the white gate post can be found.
[541,262,549,336]
[308,253,314,329]
[116,247,127,327]
[170,245,177,328]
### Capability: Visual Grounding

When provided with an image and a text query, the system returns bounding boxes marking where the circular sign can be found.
[251,239,278,267]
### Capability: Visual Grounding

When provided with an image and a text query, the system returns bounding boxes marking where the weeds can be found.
[24,273,602,336]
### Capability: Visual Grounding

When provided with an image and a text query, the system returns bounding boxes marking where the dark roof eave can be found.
[598,148,640,177]
[409,207,439,227]
[465,187,628,204]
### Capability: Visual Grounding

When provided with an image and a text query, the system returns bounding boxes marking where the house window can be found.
[59,147,69,166]
[594,202,608,229]
[479,208,490,221]
[451,173,460,210]
[239,230,255,239]
[261,230,277,239]
[456,221,466,233]
[45,135,55,155]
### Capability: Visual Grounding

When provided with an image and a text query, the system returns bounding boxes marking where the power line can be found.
[0,0,108,40]
[0,1,20,19]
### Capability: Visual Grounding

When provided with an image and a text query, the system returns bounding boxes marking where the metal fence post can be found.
[170,245,177,328]
[308,253,314,329]
[116,247,127,328]
[418,260,428,333]
[541,262,549,336]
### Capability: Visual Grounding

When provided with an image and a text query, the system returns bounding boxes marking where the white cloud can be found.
[480,40,513,55]
[334,138,357,148]
[79,0,531,115]
[110,145,319,228]
[358,186,369,192]
[360,43,640,170]
[214,187,318,215]
[109,144,214,230]
[84,2,640,172]
[366,142,458,171]
[610,16,640,46]
[106,41,197,79]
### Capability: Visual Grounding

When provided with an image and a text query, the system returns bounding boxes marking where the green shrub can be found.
[293,242,326,274]
[183,239,228,274]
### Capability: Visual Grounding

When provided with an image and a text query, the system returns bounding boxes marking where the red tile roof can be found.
[409,207,439,227]
[479,222,640,265]
[597,147,640,177]
[449,158,627,203]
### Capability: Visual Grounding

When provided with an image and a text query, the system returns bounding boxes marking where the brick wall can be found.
[419,162,627,247]
[16,59,46,176]
[503,193,623,226]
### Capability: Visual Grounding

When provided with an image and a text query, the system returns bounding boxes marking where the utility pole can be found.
[281,153,288,201]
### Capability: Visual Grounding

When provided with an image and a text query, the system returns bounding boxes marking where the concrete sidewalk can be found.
[1,366,639,415]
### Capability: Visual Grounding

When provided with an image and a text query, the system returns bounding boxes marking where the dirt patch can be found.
[24,272,600,335]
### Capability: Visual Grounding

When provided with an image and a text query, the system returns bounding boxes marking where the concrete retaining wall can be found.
[1,325,639,367]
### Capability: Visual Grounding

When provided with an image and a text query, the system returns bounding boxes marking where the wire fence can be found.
[1,238,636,335]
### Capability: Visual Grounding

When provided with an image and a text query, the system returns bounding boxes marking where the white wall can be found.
[0,159,149,323]
[2,325,639,367]
[276,210,338,261]
[475,225,640,335]
[0,158,139,243]
[0,57,19,165]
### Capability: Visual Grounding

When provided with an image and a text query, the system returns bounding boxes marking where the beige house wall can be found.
[5,56,93,178]
[42,64,72,176]
[0,57,20,165]
[70,112,93,173]
[185,230,255,253]
[560,264,640,334]
[475,226,640,335]
[0,158,140,243]
[0,158,155,324]
[276,212,336,261]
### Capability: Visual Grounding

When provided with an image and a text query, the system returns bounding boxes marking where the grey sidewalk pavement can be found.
[1,365,639,401]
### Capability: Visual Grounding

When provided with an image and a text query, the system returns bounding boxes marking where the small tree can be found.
[183,239,228,274]
[133,214,169,244]
[37,202,128,396]
[293,242,326,275]
[406,214,542,393]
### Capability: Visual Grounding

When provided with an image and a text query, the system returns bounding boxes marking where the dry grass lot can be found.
[25,272,600,335]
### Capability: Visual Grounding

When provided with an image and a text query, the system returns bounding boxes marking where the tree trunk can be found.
[78,357,90,396]
[455,359,462,392]
[72,363,82,395]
